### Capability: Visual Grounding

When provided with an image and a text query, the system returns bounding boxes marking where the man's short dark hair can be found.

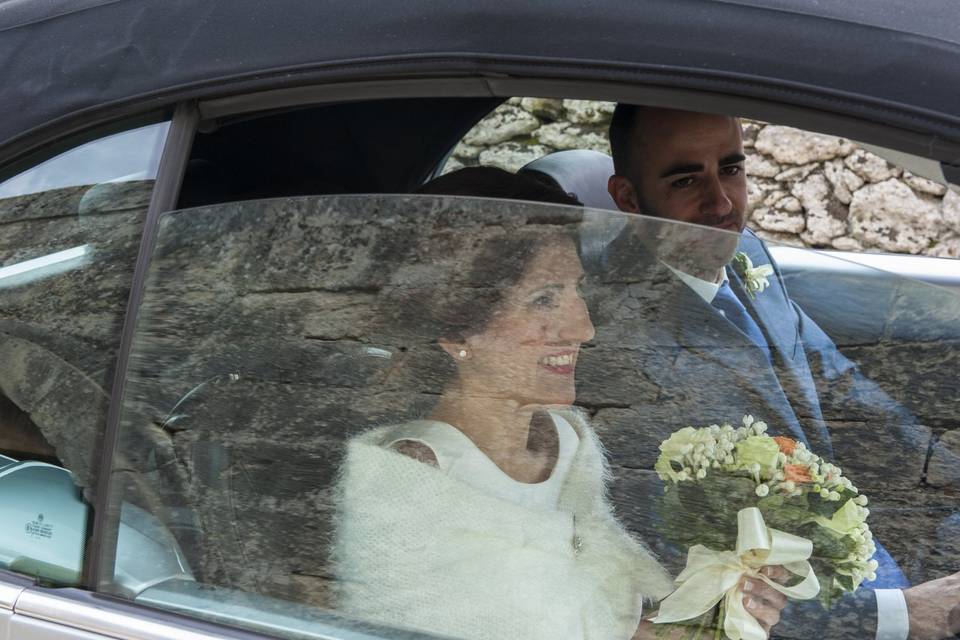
[609,103,643,178]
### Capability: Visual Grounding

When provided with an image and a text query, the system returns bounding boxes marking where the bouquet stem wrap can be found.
[652,507,820,640]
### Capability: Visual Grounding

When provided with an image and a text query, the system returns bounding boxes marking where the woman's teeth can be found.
[541,354,573,367]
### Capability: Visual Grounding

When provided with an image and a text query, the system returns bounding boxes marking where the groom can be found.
[597,104,960,640]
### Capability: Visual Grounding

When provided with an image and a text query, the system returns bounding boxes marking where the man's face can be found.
[609,109,748,276]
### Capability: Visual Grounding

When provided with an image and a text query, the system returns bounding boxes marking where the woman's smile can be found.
[537,350,577,375]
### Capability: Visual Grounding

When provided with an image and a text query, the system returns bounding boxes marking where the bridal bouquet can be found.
[651,416,877,640]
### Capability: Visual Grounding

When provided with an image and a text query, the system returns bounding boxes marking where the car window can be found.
[101,193,959,640]
[0,124,168,199]
[446,100,960,260]
[0,119,169,587]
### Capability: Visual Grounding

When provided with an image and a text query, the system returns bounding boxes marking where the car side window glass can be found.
[0,119,169,587]
[102,187,959,640]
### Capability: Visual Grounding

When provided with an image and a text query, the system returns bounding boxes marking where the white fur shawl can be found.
[332,409,673,639]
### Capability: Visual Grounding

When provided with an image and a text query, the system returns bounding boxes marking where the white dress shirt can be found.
[666,263,910,640]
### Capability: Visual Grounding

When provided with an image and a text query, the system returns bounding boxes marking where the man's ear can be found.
[608,175,641,213]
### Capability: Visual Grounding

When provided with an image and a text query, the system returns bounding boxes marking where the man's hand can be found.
[904,571,960,640]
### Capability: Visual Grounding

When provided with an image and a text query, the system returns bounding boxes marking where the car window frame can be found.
[84,102,200,592]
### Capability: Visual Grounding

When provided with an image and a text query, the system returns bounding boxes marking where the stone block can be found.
[775,162,820,183]
[942,187,960,233]
[843,342,960,427]
[830,236,863,251]
[927,430,960,487]
[591,407,676,470]
[775,195,803,213]
[746,177,780,213]
[848,179,944,253]
[746,151,781,178]
[451,141,483,160]
[827,420,931,492]
[792,173,849,245]
[930,234,960,258]
[755,126,855,165]
[574,344,661,408]
[741,121,762,147]
[462,104,540,145]
[844,149,901,183]
[519,97,564,120]
[867,497,957,584]
[0,184,85,224]
[78,180,154,214]
[533,122,610,153]
[904,172,948,196]
[824,158,853,204]
[751,206,805,234]
[478,142,552,172]
[562,99,615,125]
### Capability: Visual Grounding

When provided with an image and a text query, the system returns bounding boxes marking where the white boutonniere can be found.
[733,251,774,299]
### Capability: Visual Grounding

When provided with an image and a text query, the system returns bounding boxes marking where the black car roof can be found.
[3,0,960,153]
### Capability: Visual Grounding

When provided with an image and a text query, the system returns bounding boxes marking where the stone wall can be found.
[446,100,960,258]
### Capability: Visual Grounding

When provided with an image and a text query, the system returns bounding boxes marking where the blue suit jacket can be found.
[582,227,928,639]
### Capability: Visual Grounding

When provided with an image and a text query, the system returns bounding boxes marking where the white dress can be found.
[332,408,674,640]
[381,412,580,512]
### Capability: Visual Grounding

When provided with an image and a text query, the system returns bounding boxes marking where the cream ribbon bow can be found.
[652,507,820,640]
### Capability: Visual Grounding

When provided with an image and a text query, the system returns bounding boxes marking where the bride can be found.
[332,167,787,639]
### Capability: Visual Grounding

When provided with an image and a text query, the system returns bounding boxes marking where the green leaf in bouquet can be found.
[805,493,841,518]
[833,571,856,592]
[685,481,749,530]
[656,489,739,551]
[816,571,857,609]
[757,495,816,532]
[812,498,870,537]
[805,523,853,561]
[698,475,758,511]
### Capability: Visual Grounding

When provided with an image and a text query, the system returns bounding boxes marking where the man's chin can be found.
[655,224,740,277]
[713,230,740,261]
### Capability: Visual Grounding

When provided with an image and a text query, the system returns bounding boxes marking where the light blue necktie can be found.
[710,280,772,365]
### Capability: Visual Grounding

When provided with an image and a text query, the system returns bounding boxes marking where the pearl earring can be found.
[458,349,468,360]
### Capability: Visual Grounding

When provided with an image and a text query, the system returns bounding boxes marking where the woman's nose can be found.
[559,295,595,342]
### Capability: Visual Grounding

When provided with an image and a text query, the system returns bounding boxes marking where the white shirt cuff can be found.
[875,589,910,640]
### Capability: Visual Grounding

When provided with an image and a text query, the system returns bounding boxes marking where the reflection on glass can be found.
[0,122,169,199]
[109,191,959,640]
[0,120,164,588]
[0,244,92,289]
